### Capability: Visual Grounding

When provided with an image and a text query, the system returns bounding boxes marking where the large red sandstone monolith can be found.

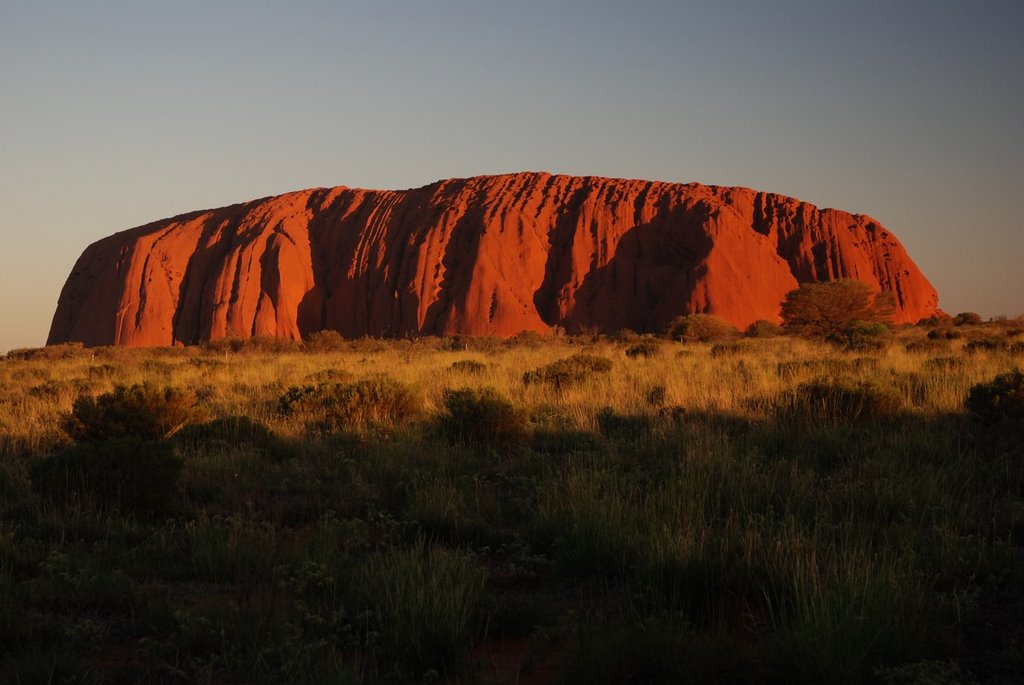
[48,172,939,346]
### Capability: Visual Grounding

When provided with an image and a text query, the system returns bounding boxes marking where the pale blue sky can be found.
[1,1,1021,351]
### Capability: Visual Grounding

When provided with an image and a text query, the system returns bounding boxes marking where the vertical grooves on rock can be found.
[48,173,940,347]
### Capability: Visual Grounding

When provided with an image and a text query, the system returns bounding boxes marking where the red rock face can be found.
[48,173,939,347]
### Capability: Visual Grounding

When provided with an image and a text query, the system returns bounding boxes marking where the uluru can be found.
[47,172,939,347]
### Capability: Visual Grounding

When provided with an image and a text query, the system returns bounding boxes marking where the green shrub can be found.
[439,388,525,449]
[624,340,661,359]
[965,339,1007,354]
[355,540,487,675]
[965,370,1024,426]
[904,339,950,354]
[29,439,182,514]
[523,353,612,388]
[928,328,962,340]
[916,313,954,327]
[664,314,738,342]
[953,312,983,326]
[784,378,904,424]
[781,280,894,338]
[65,384,203,441]
[745,319,784,338]
[279,378,419,429]
[303,329,347,352]
[838,321,891,351]
[175,416,288,459]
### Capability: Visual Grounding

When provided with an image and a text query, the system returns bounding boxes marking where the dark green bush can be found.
[781,280,894,338]
[624,340,661,359]
[905,339,950,354]
[664,314,738,342]
[916,314,954,327]
[303,329,347,352]
[523,353,612,388]
[65,384,203,441]
[965,370,1024,426]
[30,439,182,514]
[439,388,525,449]
[784,378,904,424]
[836,322,891,351]
[954,312,983,326]
[745,319,785,338]
[965,339,1007,354]
[279,378,419,429]
[175,416,288,459]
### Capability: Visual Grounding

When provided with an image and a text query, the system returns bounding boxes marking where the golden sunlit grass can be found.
[1,324,1022,683]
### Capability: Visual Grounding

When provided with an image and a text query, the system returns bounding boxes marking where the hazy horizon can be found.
[2,1,1022,352]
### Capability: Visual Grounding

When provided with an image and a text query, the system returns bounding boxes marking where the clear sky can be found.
[1,1,1021,352]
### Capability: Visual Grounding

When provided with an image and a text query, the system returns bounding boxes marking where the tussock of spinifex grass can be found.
[1,326,1023,683]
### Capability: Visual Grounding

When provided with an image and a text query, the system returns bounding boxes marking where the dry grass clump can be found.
[449,359,487,374]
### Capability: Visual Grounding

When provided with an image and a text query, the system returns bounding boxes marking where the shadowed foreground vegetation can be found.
[1,321,1023,683]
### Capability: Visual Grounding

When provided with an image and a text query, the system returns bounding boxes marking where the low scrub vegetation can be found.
[1,325,1022,683]
[664,313,738,342]
[522,352,612,388]
[783,377,904,424]
[30,438,182,514]
[65,383,203,441]
[966,369,1024,427]
[438,387,526,450]
[278,377,420,429]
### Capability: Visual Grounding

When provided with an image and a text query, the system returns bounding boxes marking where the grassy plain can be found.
[1,323,1022,683]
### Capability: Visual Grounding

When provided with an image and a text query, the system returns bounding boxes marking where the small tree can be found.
[780,279,893,338]
[663,314,738,342]
[953,312,983,326]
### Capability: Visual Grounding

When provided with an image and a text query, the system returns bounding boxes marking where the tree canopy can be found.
[780,279,894,337]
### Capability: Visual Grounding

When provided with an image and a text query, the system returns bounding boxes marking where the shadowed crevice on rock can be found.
[47,173,941,347]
